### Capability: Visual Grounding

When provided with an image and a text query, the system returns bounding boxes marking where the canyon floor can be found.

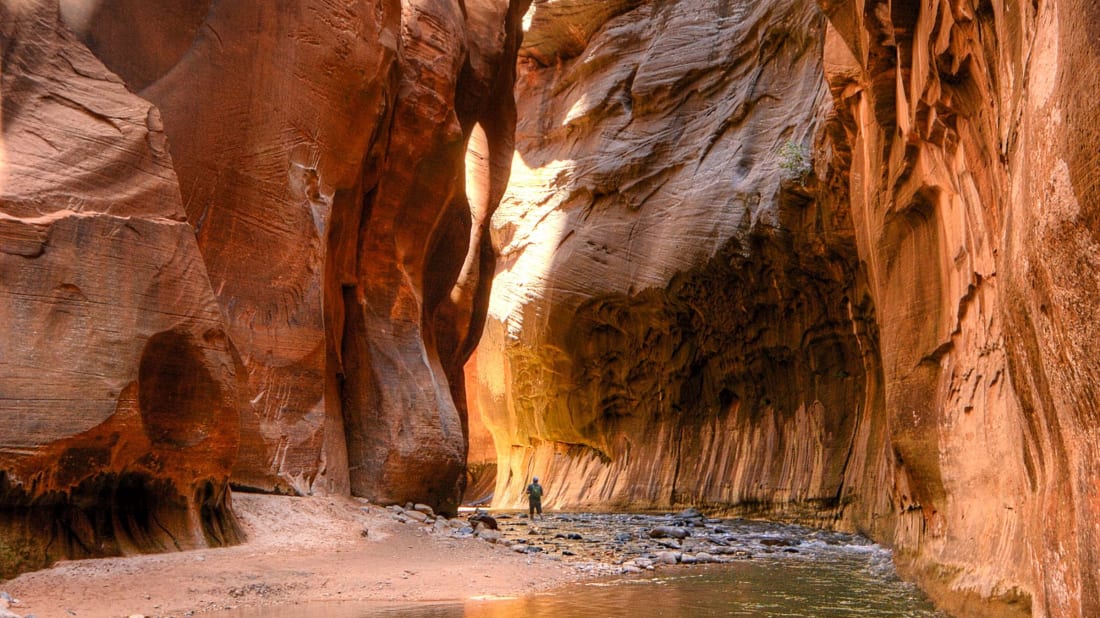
[0,494,589,618]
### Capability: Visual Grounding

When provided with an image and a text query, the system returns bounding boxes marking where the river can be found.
[217,514,944,617]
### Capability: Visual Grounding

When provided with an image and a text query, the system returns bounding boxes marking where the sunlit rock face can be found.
[471,0,893,528]
[67,0,530,509]
[476,0,1100,615]
[820,0,1100,615]
[0,3,240,577]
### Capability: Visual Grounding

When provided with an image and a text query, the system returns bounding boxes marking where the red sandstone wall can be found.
[0,2,240,577]
[473,0,1100,615]
[1,0,529,576]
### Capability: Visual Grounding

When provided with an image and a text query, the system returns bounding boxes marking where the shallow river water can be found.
[222,515,945,617]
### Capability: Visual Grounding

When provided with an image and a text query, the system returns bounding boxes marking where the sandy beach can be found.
[0,494,585,618]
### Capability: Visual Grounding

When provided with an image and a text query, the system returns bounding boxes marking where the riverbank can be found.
[1,495,940,617]
[0,494,587,618]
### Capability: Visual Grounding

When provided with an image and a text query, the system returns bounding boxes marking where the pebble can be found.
[0,610,17,618]
[655,551,681,565]
[648,526,689,539]
[404,510,430,523]
[476,528,502,544]
[413,504,434,516]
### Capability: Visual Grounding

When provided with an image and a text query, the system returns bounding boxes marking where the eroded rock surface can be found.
[819,0,1100,615]
[0,3,240,577]
[471,0,888,524]
[2,0,532,576]
[67,0,530,508]
[474,0,1100,615]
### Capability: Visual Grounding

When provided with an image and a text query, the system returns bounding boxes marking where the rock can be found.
[0,610,18,618]
[677,508,704,519]
[0,0,240,578]
[468,513,499,531]
[413,504,434,516]
[621,565,644,574]
[648,527,689,540]
[65,0,532,511]
[655,551,681,565]
[614,532,633,543]
[404,510,430,523]
[476,528,502,544]
[525,546,544,554]
[562,550,576,556]
[472,0,872,553]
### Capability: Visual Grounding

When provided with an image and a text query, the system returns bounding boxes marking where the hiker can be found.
[526,476,544,520]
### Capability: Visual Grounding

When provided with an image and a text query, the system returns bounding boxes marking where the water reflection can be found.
[221,519,945,617]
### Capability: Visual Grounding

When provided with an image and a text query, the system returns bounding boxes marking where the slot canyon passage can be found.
[0,0,1097,616]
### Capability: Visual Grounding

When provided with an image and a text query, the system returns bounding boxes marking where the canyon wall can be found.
[62,0,529,508]
[819,0,1099,615]
[472,0,893,526]
[0,2,240,578]
[473,0,1099,615]
[1,0,528,575]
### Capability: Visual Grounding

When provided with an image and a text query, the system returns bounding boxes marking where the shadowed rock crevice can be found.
[0,471,238,580]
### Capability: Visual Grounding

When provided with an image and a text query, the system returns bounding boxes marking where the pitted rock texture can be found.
[0,3,240,577]
[69,0,531,509]
[819,0,1100,615]
[471,0,890,528]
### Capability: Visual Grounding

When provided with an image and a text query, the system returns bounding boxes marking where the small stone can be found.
[648,526,689,539]
[621,565,644,574]
[655,551,681,565]
[360,526,370,538]
[0,610,19,618]
[405,510,430,523]
[677,508,704,519]
[477,528,502,543]
[404,502,415,511]
[562,550,576,556]
[413,503,434,516]
[525,545,544,553]
[614,532,633,542]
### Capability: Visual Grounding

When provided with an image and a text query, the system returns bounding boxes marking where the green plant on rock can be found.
[778,139,812,184]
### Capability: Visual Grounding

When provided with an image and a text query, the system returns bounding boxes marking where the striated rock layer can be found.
[0,3,240,578]
[1,0,530,576]
[819,0,1100,615]
[472,0,892,530]
[66,0,531,509]
[473,0,1100,615]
